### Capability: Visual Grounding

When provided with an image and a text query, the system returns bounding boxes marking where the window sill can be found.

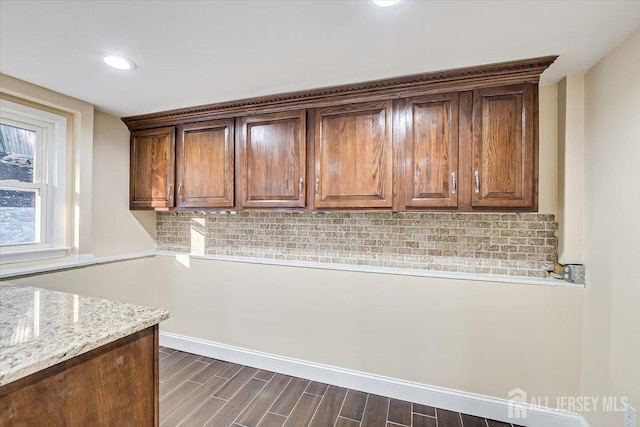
[0,246,70,265]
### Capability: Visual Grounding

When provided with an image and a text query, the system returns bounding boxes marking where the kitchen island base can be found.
[0,325,159,427]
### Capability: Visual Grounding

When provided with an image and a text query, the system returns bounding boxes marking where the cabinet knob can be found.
[299,178,304,197]
[315,178,320,196]
[474,171,480,194]
[178,183,183,200]
[167,182,173,200]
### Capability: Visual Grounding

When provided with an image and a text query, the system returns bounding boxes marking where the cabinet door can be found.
[130,127,175,209]
[237,111,306,208]
[176,120,234,208]
[472,84,536,208]
[401,93,458,209]
[314,101,393,209]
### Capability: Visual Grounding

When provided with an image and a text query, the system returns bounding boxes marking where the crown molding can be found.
[122,56,557,131]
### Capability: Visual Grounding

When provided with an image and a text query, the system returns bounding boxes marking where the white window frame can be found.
[0,99,68,263]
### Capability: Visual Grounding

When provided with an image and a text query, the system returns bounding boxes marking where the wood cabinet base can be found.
[0,325,159,427]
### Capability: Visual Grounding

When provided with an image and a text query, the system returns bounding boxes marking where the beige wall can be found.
[13,257,158,306]
[16,255,584,405]
[91,110,155,257]
[557,75,585,264]
[538,84,559,216]
[581,28,640,427]
[158,257,583,403]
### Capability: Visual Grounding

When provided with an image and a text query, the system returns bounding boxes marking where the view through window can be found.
[0,123,38,245]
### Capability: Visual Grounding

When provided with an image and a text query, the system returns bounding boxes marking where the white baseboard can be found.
[160,331,588,427]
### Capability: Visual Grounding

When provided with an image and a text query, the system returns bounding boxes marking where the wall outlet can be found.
[626,403,637,427]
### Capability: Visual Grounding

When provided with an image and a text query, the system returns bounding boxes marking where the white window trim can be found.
[0,99,68,264]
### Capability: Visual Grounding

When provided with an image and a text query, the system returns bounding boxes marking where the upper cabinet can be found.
[176,119,234,208]
[398,93,459,210]
[130,127,175,210]
[124,57,555,212]
[237,111,306,208]
[313,101,393,209]
[471,84,536,209]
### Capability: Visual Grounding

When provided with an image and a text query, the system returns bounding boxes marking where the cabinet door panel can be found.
[177,120,234,208]
[130,127,175,209]
[472,84,535,208]
[315,101,393,208]
[238,111,306,208]
[402,93,458,208]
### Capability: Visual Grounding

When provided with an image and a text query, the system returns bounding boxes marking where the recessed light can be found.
[103,55,137,71]
[372,0,400,7]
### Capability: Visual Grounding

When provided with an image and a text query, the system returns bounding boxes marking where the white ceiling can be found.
[1,1,639,117]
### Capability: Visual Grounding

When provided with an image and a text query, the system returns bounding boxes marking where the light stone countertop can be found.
[0,282,169,387]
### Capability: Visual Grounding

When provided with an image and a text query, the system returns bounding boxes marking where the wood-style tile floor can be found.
[159,347,523,427]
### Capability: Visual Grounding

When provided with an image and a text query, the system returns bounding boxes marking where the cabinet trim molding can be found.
[121,56,557,131]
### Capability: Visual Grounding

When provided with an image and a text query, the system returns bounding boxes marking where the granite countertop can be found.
[0,282,169,387]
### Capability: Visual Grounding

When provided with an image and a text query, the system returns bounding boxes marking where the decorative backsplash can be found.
[156,212,557,278]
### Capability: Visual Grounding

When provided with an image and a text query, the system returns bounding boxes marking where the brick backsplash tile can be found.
[156,211,558,278]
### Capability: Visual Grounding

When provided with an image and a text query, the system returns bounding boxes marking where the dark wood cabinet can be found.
[237,111,306,208]
[470,84,536,209]
[125,58,553,212]
[176,120,234,208]
[130,127,175,210]
[398,93,459,209]
[0,326,159,427]
[314,101,393,209]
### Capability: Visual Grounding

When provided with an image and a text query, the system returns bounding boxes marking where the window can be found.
[0,99,67,263]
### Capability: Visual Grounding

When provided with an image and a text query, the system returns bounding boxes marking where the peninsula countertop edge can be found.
[0,281,170,387]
